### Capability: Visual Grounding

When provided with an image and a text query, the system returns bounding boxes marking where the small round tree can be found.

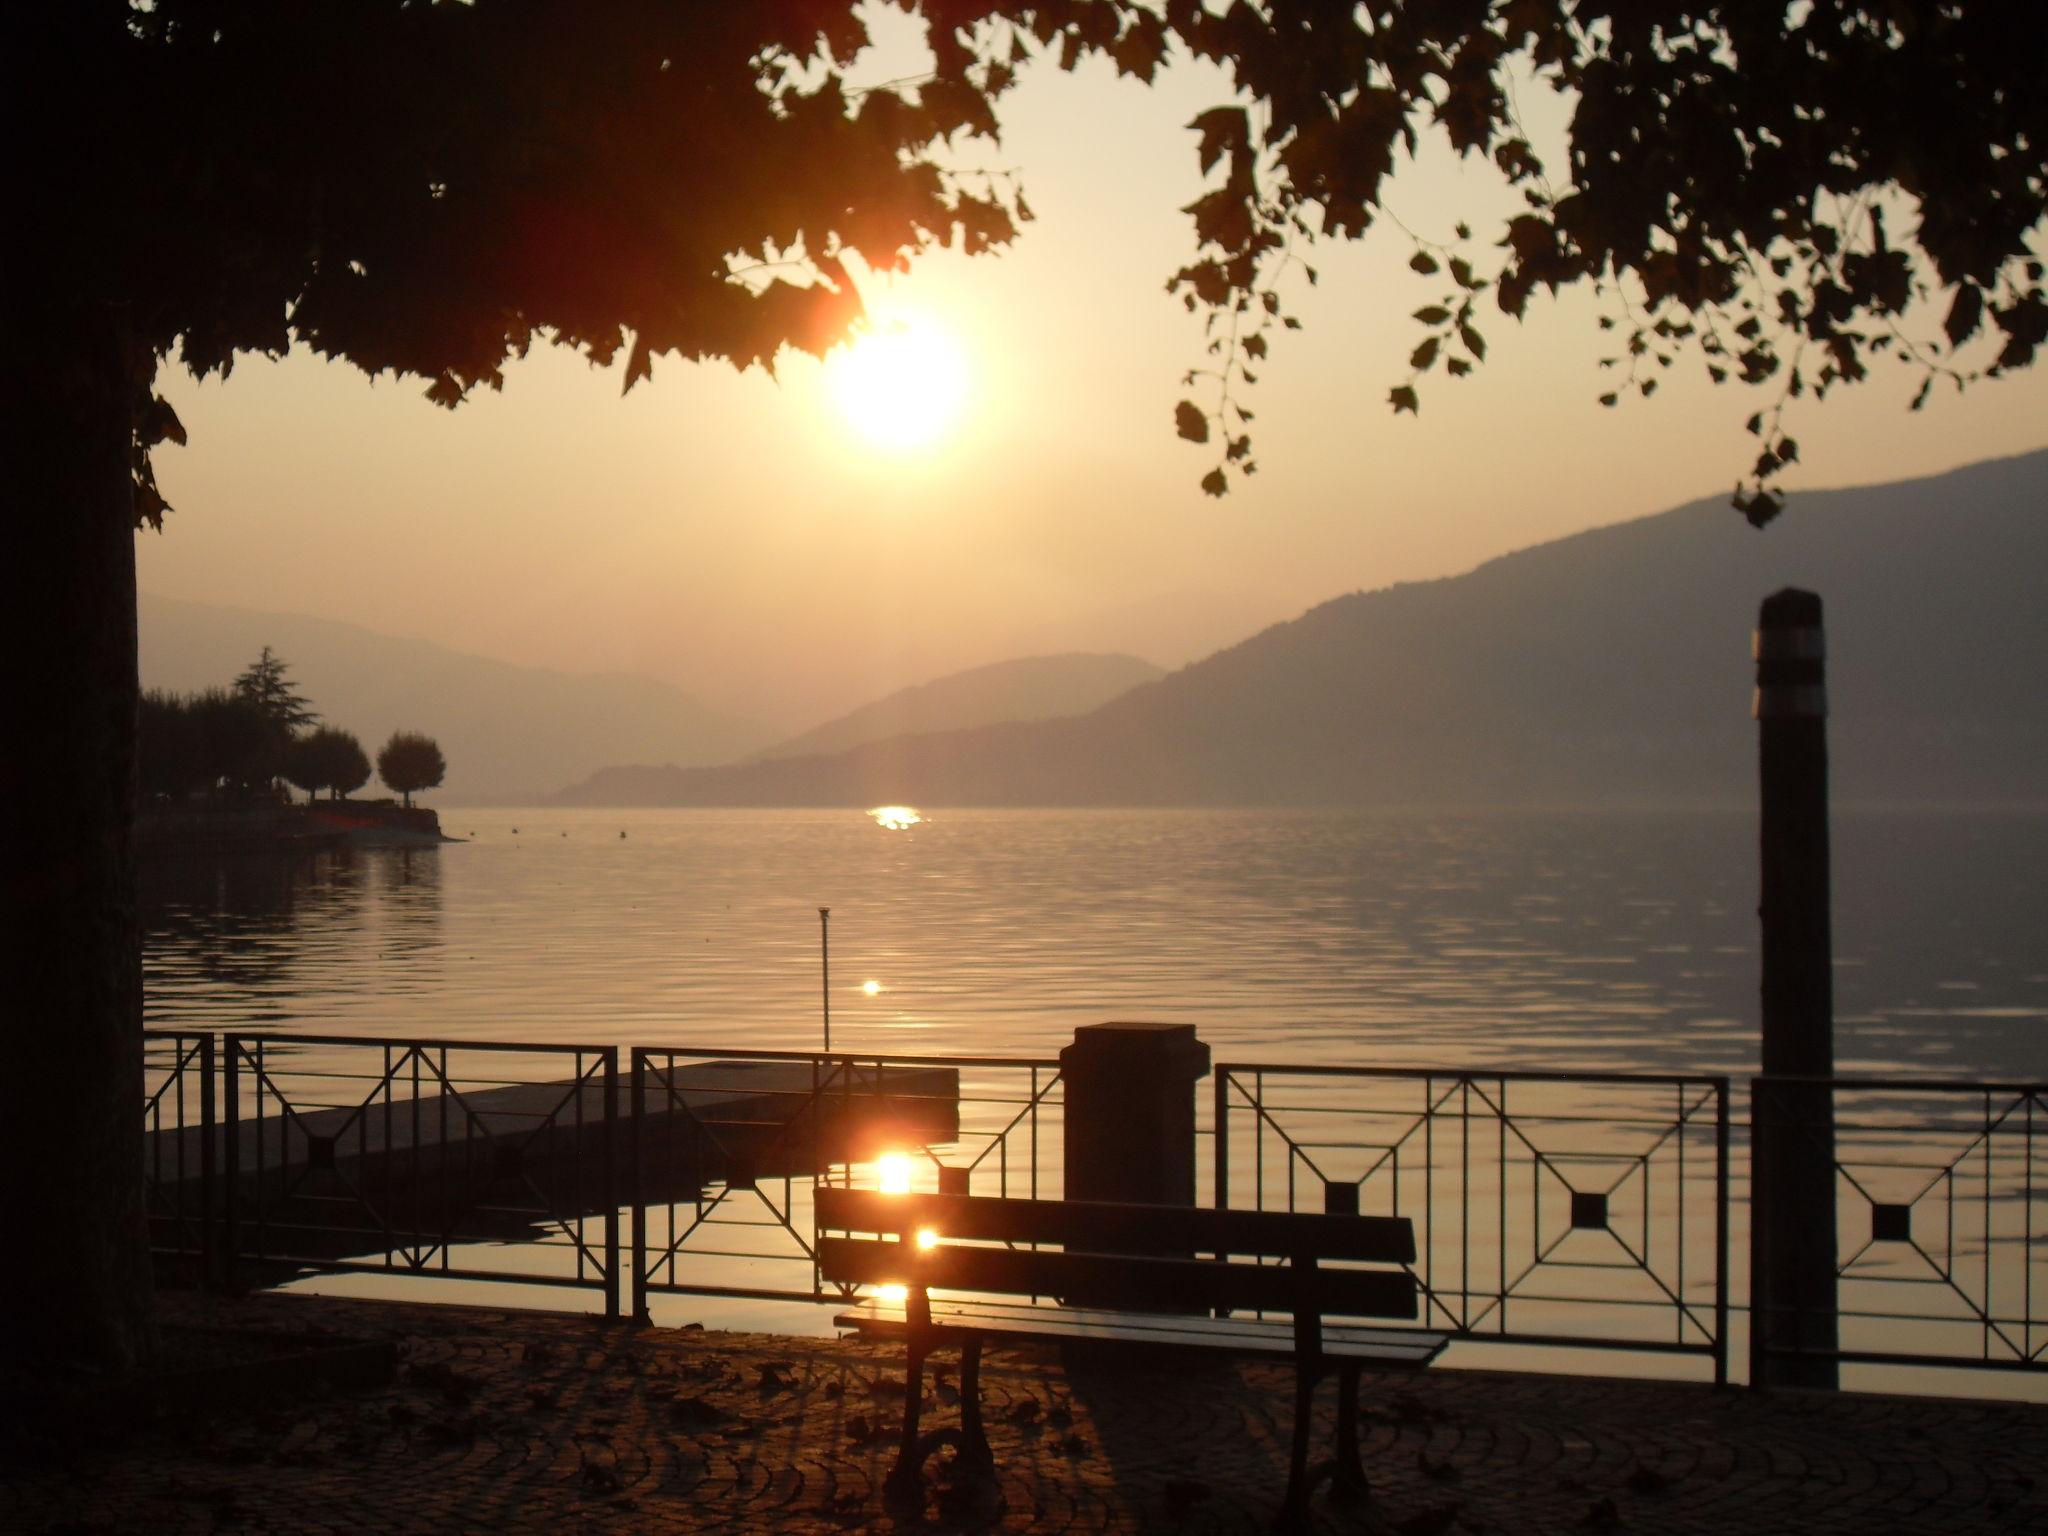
[288,727,372,802]
[326,732,372,800]
[283,733,328,802]
[376,731,446,809]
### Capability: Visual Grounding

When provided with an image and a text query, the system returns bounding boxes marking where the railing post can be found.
[1747,1078,1767,1389]
[631,1048,647,1321]
[1752,588,1840,1389]
[198,1034,217,1291]
[1213,1067,1229,1212]
[222,1036,240,1294]
[1713,1076,1729,1387]
[603,1047,620,1320]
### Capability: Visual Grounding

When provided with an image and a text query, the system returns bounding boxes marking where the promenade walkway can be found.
[6,1291,2041,1535]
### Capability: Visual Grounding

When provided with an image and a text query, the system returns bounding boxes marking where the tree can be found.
[286,727,372,802]
[186,688,277,800]
[325,732,374,801]
[230,647,317,790]
[8,2,1005,1372]
[7,1,2042,1374]
[1153,3,2046,522]
[138,690,203,805]
[377,732,447,809]
[233,647,318,737]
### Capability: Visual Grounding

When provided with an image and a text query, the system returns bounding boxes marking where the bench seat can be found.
[836,1295,1448,1368]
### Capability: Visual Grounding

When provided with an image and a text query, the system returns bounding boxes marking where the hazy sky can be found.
[140,30,2048,732]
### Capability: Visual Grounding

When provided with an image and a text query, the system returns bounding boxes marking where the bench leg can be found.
[956,1333,995,1474]
[1275,1364,1318,1533]
[1331,1360,1368,1502]
[884,1336,930,1503]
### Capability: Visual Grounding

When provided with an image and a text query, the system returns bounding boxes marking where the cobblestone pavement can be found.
[5,1293,2042,1535]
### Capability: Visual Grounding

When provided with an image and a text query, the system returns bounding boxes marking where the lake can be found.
[143,805,2048,1081]
[139,805,2048,1388]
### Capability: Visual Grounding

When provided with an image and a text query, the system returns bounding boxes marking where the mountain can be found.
[139,594,771,803]
[546,449,2048,808]
[744,653,1163,764]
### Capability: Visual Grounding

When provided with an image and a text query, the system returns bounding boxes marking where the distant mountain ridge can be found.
[139,594,771,804]
[747,652,1162,762]
[547,449,2048,808]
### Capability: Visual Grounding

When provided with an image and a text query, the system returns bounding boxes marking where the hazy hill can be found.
[744,653,1163,763]
[139,594,771,803]
[546,449,2048,808]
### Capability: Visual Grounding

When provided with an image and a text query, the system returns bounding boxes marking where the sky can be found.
[140,23,2048,734]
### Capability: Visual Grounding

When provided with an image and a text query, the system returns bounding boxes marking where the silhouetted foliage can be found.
[327,732,374,799]
[138,689,206,803]
[187,688,276,798]
[22,4,2040,532]
[1148,3,2047,517]
[233,647,318,735]
[286,727,372,802]
[226,646,318,788]
[377,732,447,809]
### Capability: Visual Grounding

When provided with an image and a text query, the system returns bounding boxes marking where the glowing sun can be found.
[829,314,969,451]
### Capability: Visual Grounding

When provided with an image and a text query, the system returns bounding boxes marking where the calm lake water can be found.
[140,806,2047,1392]
[143,805,2047,1081]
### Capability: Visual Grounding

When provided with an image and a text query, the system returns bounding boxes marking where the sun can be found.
[828,313,969,452]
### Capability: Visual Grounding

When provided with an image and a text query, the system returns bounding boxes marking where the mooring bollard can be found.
[1752,588,1840,1390]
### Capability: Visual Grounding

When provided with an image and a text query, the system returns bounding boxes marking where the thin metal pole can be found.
[819,906,831,1055]
[631,1048,647,1320]
[604,1047,620,1320]
[1714,1078,1730,1387]
[199,1034,216,1290]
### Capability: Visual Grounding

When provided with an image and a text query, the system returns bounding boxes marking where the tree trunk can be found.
[1,307,156,1372]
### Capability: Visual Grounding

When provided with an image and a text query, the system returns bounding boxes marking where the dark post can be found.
[1060,1022,1211,1208]
[819,907,831,1055]
[1752,588,1839,1389]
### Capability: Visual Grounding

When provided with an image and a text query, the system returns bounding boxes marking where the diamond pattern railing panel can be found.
[217,1035,619,1313]
[1752,1077,2046,1373]
[1214,1065,1731,1379]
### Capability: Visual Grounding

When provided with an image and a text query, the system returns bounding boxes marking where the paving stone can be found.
[3,1291,2043,1535]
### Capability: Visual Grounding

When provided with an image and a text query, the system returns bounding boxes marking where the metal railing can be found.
[630,1047,1062,1313]
[1751,1076,2046,1376]
[143,1031,215,1282]
[145,1031,2048,1388]
[216,1034,621,1314]
[1213,1064,1731,1381]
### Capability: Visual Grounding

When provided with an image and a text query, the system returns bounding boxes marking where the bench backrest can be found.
[815,1188,1419,1321]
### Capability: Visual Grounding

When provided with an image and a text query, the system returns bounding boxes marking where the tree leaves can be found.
[1146,0,2048,513]
[139,396,186,448]
[1175,400,1210,444]
[34,1,2048,520]
[1389,385,1419,415]
[1188,106,1248,177]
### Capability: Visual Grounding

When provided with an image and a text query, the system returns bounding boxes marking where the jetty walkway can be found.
[7,1290,2041,1535]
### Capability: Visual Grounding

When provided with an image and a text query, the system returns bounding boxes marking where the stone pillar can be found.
[1060,1022,1211,1207]
[1752,588,1840,1390]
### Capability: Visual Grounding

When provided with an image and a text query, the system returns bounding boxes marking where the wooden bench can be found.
[817,1187,1447,1528]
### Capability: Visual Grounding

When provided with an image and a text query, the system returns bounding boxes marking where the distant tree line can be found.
[141,647,444,807]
